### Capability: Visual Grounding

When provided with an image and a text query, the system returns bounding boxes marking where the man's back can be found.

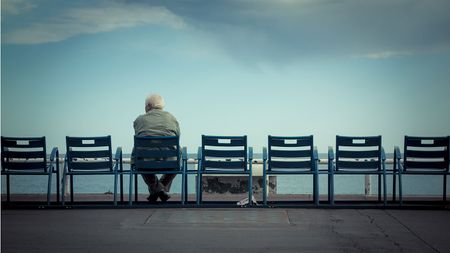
[134,109,180,137]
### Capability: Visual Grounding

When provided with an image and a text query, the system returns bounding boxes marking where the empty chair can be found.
[394,136,449,204]
[1,136,60,205]
[262,135,319,205]
[197,135,253,205]
[328,135,387,206]
[129,135,186,205]
[62,136,122,206]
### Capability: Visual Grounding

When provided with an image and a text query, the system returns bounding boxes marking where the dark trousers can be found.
[142,173,176,195]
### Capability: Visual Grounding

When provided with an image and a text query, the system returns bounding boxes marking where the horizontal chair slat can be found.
[269,161,312,169]
[203,138,246,147]
[69,150,111,159]
[406,137,449,147]
[2,138,45,148]
[66,136,111,147]
[405,150,448,159]
[337,150,380,159]
[204,149,246,158]
[134,160,180,170]
[404,161,448,170]
[270,138,312,147]
[134,137,179,148]
[3,162,47,170]
[134,149,179,159]
[336,160,380,169]
[203,160,246,169]
[2,151,46,159]
[337,136,381,147]
[69,161,111,170]
[270,150,312,158]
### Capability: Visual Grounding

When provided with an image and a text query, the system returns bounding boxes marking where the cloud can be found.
[2,0,37,15]
[158,0,450,62]
[3,2,185,44]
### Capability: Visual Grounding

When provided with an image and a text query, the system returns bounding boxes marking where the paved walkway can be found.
[2,208,450,253]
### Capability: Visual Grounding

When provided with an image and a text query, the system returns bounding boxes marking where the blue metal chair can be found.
[328,135,387,206]
[62,136,122,206]
[197,135,253,205]
[394,136,449,205]
[262,135,319,206]
[129,135,186,205]
[1,136,60,205]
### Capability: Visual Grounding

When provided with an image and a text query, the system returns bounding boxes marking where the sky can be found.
[1,0,450,154]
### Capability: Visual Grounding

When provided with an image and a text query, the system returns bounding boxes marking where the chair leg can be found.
[392,173,396,202]
[378,174,381,202]
[61,172,66,206]
[56,169,60,203]
[196,172,202,205]
[47,171,53,205]
[263,169,267,205]
[134,174,138,202]
[314,172,319,206]
[6,175,10,203]
[329,173,334,205]
[383,172,387,206]
[181,172,186,205]
[70,175,74,204]
[443,175,447,203]
[248,173,253,206]
[398,172,403,206]
[129,172,133,206]
[120,172,124,203]
[114,172,118,206]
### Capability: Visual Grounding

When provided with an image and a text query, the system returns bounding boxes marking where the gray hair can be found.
[145,94,165,110]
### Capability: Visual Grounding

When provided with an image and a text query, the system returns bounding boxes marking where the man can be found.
[133,94,180,202]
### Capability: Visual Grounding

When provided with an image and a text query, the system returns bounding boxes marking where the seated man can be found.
[132,93,180,202]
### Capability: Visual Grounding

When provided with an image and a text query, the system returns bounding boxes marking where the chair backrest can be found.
[133,135,181,171]
[66,136,112,172]
[335,135,382,171]
[1,136,47,172]
[268,135,315,171]
[201,135,248,171]
[403,136,449,172]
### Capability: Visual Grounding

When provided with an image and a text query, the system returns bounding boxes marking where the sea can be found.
[1,154,448,196]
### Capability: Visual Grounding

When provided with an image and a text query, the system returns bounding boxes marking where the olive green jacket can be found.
[133,109,180,137]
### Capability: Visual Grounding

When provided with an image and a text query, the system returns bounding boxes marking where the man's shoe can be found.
[147,193,159,203]
[158,191,171,203]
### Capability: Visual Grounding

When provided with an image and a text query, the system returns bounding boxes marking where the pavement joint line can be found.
[383,210,441,253]
[356,209,406,252]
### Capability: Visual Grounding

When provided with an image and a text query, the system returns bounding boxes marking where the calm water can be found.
[2,163,448,196]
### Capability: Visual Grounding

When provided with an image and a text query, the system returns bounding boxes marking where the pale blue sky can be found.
[2,0,450,153]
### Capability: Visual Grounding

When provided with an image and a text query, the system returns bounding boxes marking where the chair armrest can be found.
[114,147,123,161]
[49,147,59,172]
[394,146,402,160]
[262,147,268,161]
[313,146,319,161]
[50,147,59,162]
[328,146,335,172]
[381,147,386,161]
[182,146,188,160]
[197,147,202,161]
[113,147,123,172]
[248,147,253,161]
[328,146,334,161]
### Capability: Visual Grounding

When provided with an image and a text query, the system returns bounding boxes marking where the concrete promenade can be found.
[2,208,450,253]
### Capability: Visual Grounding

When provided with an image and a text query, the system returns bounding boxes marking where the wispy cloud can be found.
[2,0,37,15]
[3,2,185,44]
[358,50,413,60]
